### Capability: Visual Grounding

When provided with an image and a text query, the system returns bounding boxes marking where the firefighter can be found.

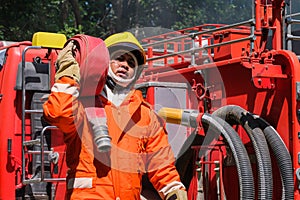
[102,32,188,200]
[43,32,187,200]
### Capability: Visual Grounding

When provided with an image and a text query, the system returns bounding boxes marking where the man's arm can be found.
[43,41,82,135]
[146,111,187,200]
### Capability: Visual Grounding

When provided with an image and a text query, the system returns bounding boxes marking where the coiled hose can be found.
[252,114,294,200]
[213,105,293,200]
[202,113,255,200]
[158,107,255,199]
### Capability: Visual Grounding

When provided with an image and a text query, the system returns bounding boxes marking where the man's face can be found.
[110,53,136,80]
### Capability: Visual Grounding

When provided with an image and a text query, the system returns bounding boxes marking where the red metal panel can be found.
[0,44,25,199]
[0,43,67,199]
[213,29,250,61]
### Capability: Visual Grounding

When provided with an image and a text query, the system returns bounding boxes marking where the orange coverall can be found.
[43,76,183,199]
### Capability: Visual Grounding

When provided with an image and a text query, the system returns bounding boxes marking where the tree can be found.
[0,0,263,41]
[0,0,111,41]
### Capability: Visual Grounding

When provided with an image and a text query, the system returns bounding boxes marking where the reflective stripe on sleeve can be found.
[51,83,79,97]
[67,177,93,189]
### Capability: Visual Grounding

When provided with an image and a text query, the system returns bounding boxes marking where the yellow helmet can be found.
[104,32,146,66]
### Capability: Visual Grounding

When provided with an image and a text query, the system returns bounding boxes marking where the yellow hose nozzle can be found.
[158,107,183,125]
[158,107,200,128]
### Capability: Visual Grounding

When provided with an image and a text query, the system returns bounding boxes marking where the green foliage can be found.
[171,0,252,30]
[0,0,254,41]
[0,0,64,41]
[79,0,113,37]
[59,24,84,39]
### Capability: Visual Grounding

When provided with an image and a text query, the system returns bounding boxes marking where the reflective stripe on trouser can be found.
[67,177,93,189]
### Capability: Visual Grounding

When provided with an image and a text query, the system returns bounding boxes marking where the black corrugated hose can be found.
[213,105,293,200]
[201,113,255,200]
[213,105,272,200]
[253,116,294,200]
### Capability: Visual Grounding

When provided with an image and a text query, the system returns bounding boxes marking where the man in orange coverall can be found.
[43,32,187,200]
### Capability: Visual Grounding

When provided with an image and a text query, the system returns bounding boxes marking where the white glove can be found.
[165,189,188,200]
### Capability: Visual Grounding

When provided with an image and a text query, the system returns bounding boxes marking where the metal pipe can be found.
[287,19,300,24]
[286,19,293,50]
[25,109,43,113]
[250,23,255,54]
[27,150,53,154]
[287,34,300,41]
[255,0,261,31]
[283,1,287,50]
[147,35,255,62]
[142,19,254,48]
[286,12,300,18]
[23,179,41,184]
[40,125,58,181]
[190,33,196,66]
[21,46,42,184]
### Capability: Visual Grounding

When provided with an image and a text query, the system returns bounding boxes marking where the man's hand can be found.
[165,189,187,200]
[55,40,80,83]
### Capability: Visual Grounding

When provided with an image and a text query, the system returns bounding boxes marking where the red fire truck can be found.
[0,0,299,199]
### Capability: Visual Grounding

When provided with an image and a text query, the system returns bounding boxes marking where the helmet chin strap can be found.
[105,76,117,91]
[107,64,136,88]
